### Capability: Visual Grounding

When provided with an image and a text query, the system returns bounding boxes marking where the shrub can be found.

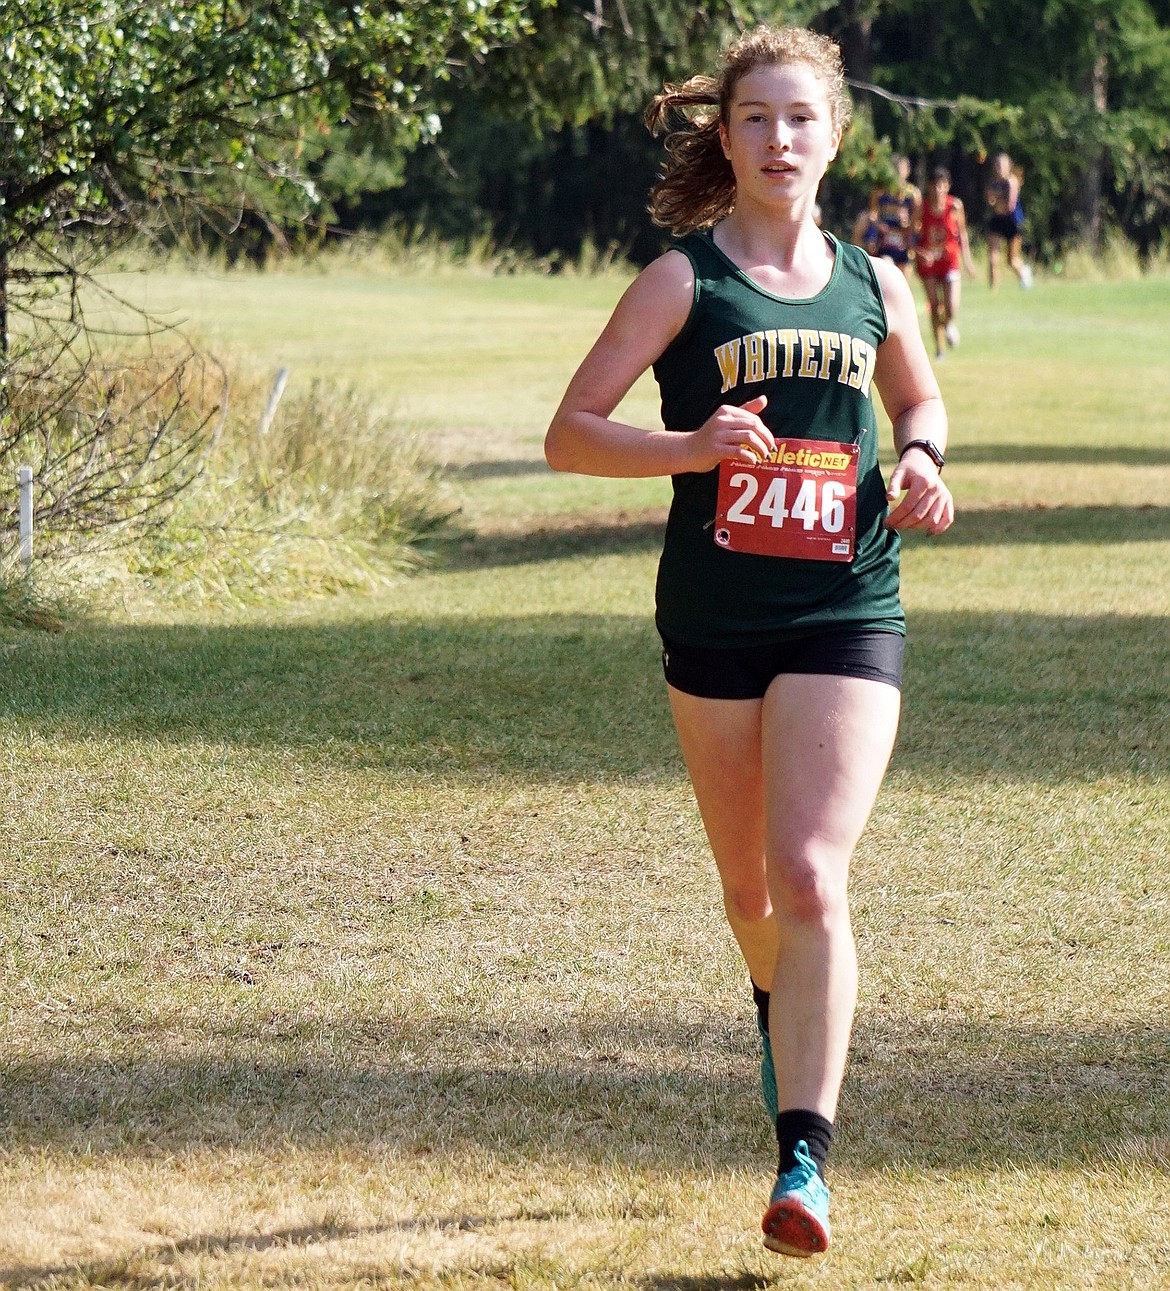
[0,340,221,549]
[1,346,453,615]
[128,370,454,605]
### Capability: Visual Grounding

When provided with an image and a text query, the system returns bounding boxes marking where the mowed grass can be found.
[1,258,1169,1289]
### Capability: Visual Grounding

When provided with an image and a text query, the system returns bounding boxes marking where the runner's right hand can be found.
[684,395,776,473]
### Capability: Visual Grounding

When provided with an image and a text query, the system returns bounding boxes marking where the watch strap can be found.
[899,438,945,471]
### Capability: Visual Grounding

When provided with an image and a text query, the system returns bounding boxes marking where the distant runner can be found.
[985,151,1033,289]
[915,165,977,358]
[870,154,922,280]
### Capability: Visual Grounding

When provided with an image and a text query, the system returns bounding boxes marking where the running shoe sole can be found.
[762,1196,830,1256]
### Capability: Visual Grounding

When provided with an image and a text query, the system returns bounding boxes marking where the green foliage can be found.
[866,0,1170,255]
[0,0,538,320]
[364,102,673,265]
[456,0,806,126]
[347,0,1170,263]
[7,0,1170,286]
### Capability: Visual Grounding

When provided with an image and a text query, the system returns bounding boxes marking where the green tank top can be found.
[652,229,904,648]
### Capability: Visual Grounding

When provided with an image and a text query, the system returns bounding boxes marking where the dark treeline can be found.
[4,0,1170,310]
[324,0,1170,267]
[337,110,671,267]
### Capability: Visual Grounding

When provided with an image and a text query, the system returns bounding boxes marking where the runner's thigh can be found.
[760,673,901,867]
[667,686,765,879]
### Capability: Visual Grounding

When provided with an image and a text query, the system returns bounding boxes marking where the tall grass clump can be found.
[1,338,224,624]
[129,369,454,605]
[304,222,633,279]
[1046,229,1169,281]
[0,342,220,538]
[0,559,74,631]
[2,336,453,615]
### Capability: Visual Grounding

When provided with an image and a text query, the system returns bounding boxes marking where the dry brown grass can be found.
[1,266,1168,1289]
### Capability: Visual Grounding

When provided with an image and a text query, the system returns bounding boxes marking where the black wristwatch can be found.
[899,439,945,472]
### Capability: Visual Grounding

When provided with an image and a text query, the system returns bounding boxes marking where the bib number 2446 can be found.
[714,437,859,562]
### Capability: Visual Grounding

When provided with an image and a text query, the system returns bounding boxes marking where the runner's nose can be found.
[768,120,792,150]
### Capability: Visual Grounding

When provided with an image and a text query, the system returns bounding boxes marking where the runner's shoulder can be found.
[617,247,696,336]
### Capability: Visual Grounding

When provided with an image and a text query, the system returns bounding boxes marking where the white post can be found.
[258,367,289,436]
[17,465,33,565]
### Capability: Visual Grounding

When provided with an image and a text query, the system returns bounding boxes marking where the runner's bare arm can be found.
[545,252,776,477]
[870,258,955,535]
[955,199,977,277]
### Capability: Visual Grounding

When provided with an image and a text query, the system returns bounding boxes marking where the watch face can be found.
[907,440,943,469]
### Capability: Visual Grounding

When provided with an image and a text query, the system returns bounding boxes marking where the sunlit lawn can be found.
[1,257,1168,1289]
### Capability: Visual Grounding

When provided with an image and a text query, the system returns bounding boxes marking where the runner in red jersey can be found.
[914,166,976,359]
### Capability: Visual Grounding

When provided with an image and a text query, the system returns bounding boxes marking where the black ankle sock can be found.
[751,982,770,1034]
[776,1108,834,1180]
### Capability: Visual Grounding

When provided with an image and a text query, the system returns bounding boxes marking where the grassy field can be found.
[2,259,1169,1289]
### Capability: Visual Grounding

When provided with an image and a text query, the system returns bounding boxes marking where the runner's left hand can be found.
[885,453,954,534]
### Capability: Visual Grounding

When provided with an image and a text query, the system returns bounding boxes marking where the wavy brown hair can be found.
[646,26,852,237]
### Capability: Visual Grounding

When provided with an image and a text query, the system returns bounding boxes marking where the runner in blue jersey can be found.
[870,154,921,280]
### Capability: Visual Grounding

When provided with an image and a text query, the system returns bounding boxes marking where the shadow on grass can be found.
[0,1017,1165,1173]
[0,612,676,780]
[441,503,1170,568]
[441,445,1170,476]
[1,1210,575,1290]
[945,443,1170,468]
[638,1277,775,1291]
[1,610,1167,782]
[444,457,552,480]
[438,514,666,570]
[903,503,1170,548]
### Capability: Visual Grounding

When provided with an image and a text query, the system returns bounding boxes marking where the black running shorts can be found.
[660,627,905,700]
[987,212,1023,240]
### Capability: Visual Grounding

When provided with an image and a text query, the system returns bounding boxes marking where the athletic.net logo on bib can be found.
[714,438,859,562]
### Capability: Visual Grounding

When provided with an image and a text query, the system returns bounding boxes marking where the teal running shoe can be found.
[761,1140,831,1257]
[756,1014,778,1124]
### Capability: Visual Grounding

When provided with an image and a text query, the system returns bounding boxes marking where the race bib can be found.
[714,438,859,562]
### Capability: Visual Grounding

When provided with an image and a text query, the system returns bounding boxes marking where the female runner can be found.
[545,25,954,1258]
[870,154,921,279]
[985,151,1033,289]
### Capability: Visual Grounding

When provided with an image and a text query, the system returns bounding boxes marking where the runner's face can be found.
[719,62,841,209]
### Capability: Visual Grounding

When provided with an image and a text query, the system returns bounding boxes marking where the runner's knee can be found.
[722,875,771,924]
[766,849,848,926]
